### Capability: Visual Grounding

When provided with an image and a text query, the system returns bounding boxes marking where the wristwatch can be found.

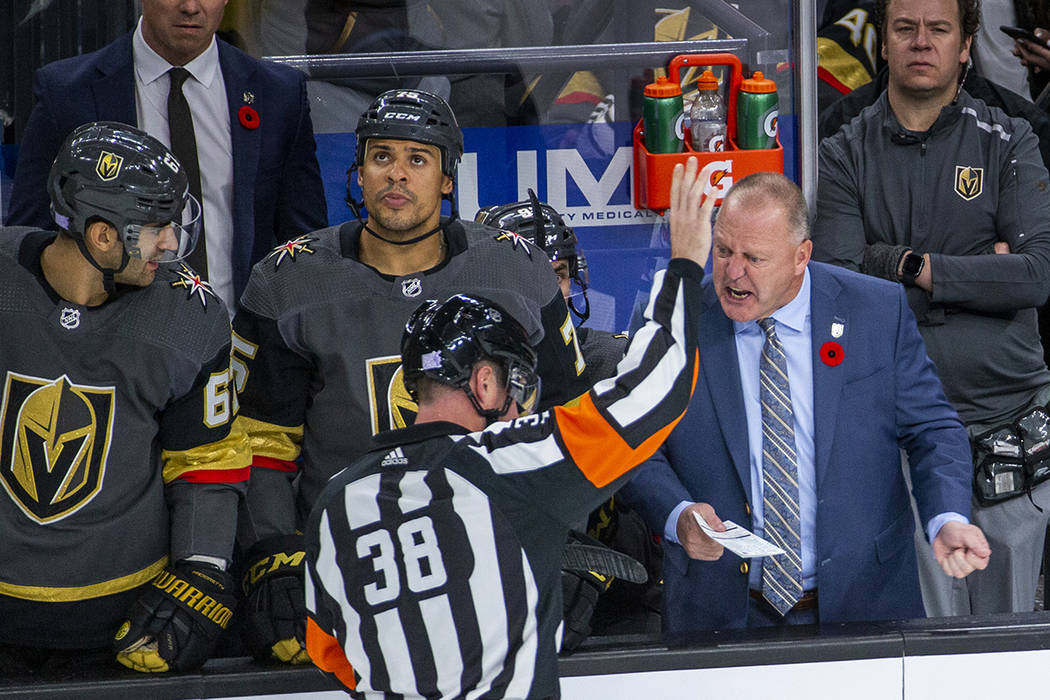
[899,251,925,286]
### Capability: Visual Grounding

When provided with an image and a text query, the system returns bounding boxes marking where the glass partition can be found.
[226,0,806,334]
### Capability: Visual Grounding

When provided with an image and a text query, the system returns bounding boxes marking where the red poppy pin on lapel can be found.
[820,341,844,366]
[238,105,259,130]
[238,91,258,129]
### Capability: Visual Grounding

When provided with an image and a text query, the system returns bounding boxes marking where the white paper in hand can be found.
[692,510,785,558]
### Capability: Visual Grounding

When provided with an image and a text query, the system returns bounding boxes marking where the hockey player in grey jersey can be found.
[0,122,249,674]
[231,89,591,664]
[304,157,718,699]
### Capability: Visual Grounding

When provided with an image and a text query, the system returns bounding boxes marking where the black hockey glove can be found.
[861,242,909,282]
[241,535,309,664]
[560,567,611,655]
[114,561,236,672]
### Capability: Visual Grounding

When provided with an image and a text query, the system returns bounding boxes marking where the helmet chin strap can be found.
[463,384,513,426]
[74,234,130,297]
[569,283,590,324]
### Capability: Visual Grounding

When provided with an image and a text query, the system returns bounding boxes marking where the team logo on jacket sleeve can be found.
[0,373,115,523]
[266,235,316,269]
[954,166,983,201]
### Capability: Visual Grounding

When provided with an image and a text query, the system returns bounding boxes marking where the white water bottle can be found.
[690,69,726,152]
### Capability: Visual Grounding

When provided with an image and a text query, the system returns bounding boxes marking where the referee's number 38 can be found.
[358,516,447,605]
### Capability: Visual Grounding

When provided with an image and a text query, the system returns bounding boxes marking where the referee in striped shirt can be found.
[303,159,719,699]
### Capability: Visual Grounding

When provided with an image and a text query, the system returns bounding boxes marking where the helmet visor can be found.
[507,361,541,416]
[123,193,203,263]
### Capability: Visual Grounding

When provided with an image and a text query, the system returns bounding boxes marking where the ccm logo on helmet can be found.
[384,112,422,122]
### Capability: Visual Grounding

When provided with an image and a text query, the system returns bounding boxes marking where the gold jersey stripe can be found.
[816,37,873,93]
[162,422,252,483]
[235,414,304,463]
[0,556,168,602]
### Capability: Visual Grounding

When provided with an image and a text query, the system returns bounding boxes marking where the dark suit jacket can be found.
[622,262,973,633]
[5,31,328,303]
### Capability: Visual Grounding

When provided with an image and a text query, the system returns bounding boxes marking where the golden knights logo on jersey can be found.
[954,165,983,201]
[0,372,115,524]
[366,356,417,435]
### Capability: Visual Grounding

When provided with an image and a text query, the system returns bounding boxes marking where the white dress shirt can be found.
[133,18,236,312]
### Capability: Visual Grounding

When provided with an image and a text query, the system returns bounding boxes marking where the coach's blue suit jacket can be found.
[623,261,973,633]
[6,31,328,303]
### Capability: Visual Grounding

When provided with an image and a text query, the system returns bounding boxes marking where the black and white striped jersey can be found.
[305,259,702,699]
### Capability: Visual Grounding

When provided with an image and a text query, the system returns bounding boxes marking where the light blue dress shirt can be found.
[663,268,964,591]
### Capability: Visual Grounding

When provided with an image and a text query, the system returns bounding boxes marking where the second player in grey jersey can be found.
[231,89,589,664]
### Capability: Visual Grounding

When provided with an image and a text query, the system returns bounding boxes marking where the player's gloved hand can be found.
[114,560,236,672]
[559,567,612,655]
[240,535,309,664]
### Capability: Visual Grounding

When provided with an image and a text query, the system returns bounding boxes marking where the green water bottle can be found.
[737,71,778,149]
[642,76,684,153]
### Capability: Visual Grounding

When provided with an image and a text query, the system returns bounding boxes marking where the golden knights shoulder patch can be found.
[266,235,316,270]
[0,372,115,524]
[493,230,535,258]
[954,166,983,201]
[171,264,217,308]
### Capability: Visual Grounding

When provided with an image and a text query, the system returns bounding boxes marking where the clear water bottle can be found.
[690,69,726,152]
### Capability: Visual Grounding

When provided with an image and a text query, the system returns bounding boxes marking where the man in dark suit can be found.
[5,0,327,310]
[623,171,989,633]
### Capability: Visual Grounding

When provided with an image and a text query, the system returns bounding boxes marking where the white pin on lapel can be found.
[242,91,254,104]
[831,322,844,338]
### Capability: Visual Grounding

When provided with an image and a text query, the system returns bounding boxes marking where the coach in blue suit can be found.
[623,172,989,633]
[6,1,327,308]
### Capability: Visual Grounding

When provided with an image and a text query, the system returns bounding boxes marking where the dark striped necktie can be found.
[757,317,803,615]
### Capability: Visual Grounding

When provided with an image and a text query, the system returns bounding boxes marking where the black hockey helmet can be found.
[48,121,202,280]
[475,189,590,323]
[401,294,540,421]
[354,88,463,179]
[347,89,463,221]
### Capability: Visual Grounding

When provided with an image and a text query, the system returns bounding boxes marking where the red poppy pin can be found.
[238,105,259,130]
[820,341,844,366]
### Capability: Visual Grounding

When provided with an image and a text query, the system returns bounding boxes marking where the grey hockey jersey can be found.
[233,219,590,539]
[0,229,248,648]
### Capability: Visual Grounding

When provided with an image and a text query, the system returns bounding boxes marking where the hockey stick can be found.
[561,543,648,584]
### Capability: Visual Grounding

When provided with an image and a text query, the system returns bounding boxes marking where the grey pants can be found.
[911,386,1050,616]
[915,479,1050,616]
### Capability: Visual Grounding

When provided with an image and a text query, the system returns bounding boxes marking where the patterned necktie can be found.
[167,67,207,277]
[757,317,803,615]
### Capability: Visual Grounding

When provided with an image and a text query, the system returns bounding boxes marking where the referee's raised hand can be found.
[668,157,720,267]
